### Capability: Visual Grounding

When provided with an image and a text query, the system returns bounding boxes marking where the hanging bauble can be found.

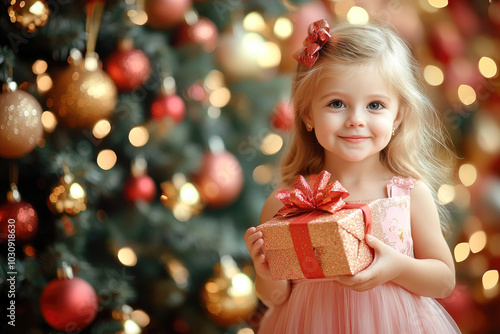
[160,173,203,222]
[428,23,465,64]
[0,84,43,159]
[104,39,151,92]
[200,255,258,327]
[216,28,279,81]
[48,55,117,128]
[174,16,218,52]
[124,174,156,204]
[40,263,98,331]
[47,167,87,216]
[195,150,244,208]
[8,0,50,33]
[145,0,192,30]
[150,93,185,124]
[270,101,294,132]
[0,184,38,243]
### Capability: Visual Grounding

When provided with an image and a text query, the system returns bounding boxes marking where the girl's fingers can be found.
[250,239,264,259]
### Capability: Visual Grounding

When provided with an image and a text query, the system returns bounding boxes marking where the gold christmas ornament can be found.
[48,165,87,216]
[0,84,44,159]
[200,255,258,327]
[160,173,203,222]
[48,55,117,128]
[8,0,50,33]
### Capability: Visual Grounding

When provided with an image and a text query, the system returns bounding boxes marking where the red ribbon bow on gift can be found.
[275,170,372,279]
[276,170,349,217]
[292,19,331,67]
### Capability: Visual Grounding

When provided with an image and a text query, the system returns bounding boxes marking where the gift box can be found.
[257,171,410,280]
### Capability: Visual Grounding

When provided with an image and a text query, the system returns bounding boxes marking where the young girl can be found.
[244,20,461,333]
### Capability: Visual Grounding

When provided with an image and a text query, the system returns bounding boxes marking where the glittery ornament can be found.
[47,170,87,216]
[49,57,117,128]
[270,101,294,132]
[195,151,244,208]
[8,0,50,33]
[200,255,258,327]
[104,40,151,92]
[0,88,43,159]
[145,0,192,30]
[40,263,98,331]
[160,174,203,222]
[150,94,185,123]
[174,17,218,52]
[0,195,38,243]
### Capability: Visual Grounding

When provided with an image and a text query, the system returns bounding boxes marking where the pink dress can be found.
[257,177,460,334]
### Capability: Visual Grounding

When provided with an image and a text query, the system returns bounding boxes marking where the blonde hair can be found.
[280,23,456,231]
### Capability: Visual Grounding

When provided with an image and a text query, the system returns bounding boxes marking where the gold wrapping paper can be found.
[257,197,409,280]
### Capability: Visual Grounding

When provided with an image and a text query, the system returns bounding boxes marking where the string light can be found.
[41,111,57,132]
[129,126,149,147]
[478,57,497,78]
[482,270,499,290]
[253,164,273,185]
[423,65,444,86]
[458,84,476,105]
[454,242,470,262]
[118,247,138,266]
[93,119,111,139]
[469,231,487,253]
[97,149,117,170]
[459,164,477,187]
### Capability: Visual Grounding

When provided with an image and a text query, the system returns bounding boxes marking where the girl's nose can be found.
[344,108,366,128]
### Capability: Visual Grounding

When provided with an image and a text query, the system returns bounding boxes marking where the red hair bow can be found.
[293,19,331,67]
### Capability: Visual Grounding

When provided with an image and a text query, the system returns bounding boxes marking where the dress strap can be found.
[386,176,414,198]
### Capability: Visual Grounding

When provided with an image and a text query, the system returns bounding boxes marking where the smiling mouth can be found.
[339,136,369,143]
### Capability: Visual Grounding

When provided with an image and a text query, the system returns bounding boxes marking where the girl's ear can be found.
[393,105,405,129]
[302,109,314,128]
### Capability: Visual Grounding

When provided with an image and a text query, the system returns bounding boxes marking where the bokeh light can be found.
[454,242,470,262]
[459,164,477,187]
[423,65,444,86]
[347,6,369,25]
[97,149,117,170]
[260,133,283,155]
[458,84,476,105]
[469,230,487,254]
[244,12,266,32]
[437,184,455,204]
[41,111,57,132]
[93,119,111,139]
[129,126,149,147]
[274,17,293,39]
[428,0,448,8]
[118,247,138,266]
[478,57,497,78]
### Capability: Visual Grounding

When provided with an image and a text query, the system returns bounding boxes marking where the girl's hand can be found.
[333,234,404,291]
[244,227,272,280]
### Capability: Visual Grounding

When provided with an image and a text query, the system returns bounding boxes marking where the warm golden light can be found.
[459,163,477,187]
[243,12,266,32]
[437,184,455,204]
[209,87,231,108]
[123,319,141,334]
[253,164,273,185]
[483,270,499,290]
[205,70,225,91]
[69,182,85,199]
[428,0,448,8]
[260,133,283,155]
[97,149,117,170]
[469,230,487,253]
[458,84,476,105]
[478,56,497,78]
[179,182,200,205]
[475,114,500,154]
[453,184,470,209]
[93,119,111,139]
[423,65,444,86]
[131,309,150,328]
[237,328,254,334]
[347,6,369,25]
[128,10,148,26]
[37,74,53,93]
[274,17,293,39]
[32,59,48,74]
[166,258,189,287]
[454,242,470,262]
[41,111,57,132]
[228,273,254,297]
[257,42,281,68]
[129,126,149,147]
[118,247,138,266]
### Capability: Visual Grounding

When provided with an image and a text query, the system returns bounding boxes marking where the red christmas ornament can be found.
[428,23,465,64]
[150,94,185,123]
[145,0,192,30]
[0,200,38,243]
[124,174,157,203]
[40,276,98,331]
[195,151,244,208]
[105,41,151,92]
[270,101,294,131]
[174,17,218,52]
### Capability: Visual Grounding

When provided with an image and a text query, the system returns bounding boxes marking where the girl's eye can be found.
[368,102,384,110]
[329,100,345,109]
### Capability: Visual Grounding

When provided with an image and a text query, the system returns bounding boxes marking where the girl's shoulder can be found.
[260,188,285,224]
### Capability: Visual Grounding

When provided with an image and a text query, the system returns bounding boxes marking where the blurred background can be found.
[0,0,499,333]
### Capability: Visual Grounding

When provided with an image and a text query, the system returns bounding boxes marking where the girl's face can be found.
[305,64,403,164]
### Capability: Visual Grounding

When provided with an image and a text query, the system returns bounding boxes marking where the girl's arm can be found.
[244,190,291,308]
[390,180,455,297]
[334,181,456,298]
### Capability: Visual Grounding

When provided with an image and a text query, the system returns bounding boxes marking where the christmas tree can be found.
[0,0,499,333]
